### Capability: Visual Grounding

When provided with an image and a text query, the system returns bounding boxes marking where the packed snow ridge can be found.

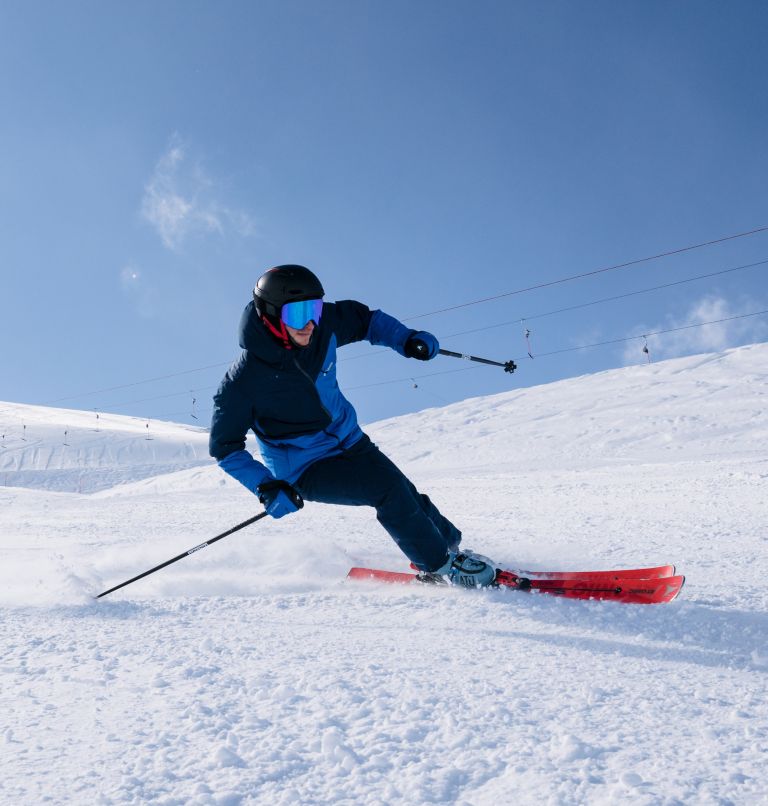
[1,342,767,804]
[0,401,210,492]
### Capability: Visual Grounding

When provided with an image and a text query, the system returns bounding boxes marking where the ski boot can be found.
[417,550,498,589]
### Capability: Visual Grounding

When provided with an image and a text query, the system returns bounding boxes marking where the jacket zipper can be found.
[291,356,340,447]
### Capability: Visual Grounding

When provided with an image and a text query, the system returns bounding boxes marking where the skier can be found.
[209,264,497,587]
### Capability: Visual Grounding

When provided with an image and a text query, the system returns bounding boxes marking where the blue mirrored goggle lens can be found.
[281,298,323,329]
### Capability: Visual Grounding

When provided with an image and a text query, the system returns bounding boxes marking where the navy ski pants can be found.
[294,434,461,571]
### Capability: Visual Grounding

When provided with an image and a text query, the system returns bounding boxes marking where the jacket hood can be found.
[238,301,290,363]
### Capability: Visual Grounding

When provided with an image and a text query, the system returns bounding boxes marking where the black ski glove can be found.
[404,331,439,360]
[257,479,304,519]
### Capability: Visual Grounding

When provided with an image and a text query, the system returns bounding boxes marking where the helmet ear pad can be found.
[254,296,281,322]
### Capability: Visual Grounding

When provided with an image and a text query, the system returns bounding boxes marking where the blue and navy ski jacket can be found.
[209,300,414,493]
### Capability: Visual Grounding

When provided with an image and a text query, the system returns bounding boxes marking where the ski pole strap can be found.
[95,511,269,599]
[438,349,517,374]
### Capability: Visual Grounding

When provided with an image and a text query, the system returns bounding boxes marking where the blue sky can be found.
[2,0,767,429]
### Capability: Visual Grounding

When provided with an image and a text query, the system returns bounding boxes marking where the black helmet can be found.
[253,265,325,319]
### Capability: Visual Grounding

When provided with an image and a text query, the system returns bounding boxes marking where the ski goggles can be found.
[280,298,324,329]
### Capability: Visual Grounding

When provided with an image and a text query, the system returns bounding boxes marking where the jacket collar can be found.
[238,302,289,363]
[239,301,324,366]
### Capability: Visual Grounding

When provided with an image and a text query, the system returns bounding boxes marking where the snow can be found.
[0,402,211,492]
[1,343,767,804]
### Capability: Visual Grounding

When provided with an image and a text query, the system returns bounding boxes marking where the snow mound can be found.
[371,342,768,474]
[0,401,210,492]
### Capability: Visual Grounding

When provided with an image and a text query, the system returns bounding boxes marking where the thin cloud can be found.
[623,295,768,364]
[141,137,258,250]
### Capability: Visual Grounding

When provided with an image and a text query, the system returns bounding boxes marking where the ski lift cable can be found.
[439,257,768,340]
[401,225,768,321]
[344,308,768,392]
[339,256,768,363]
[14,228,767,416]
[534,308,768,359]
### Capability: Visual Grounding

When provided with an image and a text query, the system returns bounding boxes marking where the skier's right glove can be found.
[257,479,304,519]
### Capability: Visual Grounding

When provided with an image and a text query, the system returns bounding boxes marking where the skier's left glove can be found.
[257,480,304,519]
[404,331,439,360]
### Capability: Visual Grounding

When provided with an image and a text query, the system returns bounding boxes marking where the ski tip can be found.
[347,567,417,584]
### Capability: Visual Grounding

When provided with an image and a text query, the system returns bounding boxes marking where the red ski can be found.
[512,564,676,581]
[494,570,685,604]
[347,567,685,605]
[409,562,676,582]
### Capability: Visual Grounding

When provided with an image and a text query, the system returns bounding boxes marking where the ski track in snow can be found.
[1,344,768,804]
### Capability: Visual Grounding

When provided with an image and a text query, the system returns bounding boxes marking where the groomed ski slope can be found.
[0,402,210,493]
[1,343,767,805]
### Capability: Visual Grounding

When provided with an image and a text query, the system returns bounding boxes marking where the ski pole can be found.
[438,348,517,374]
[95,511,269,599]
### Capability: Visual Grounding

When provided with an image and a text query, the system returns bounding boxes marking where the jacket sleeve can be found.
[209,376,273,494]
[331,300,375,347]
[365,309,415,356]
[218,449,272,495]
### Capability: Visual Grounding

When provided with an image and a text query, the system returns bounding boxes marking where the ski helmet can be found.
[253,264,325,348]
